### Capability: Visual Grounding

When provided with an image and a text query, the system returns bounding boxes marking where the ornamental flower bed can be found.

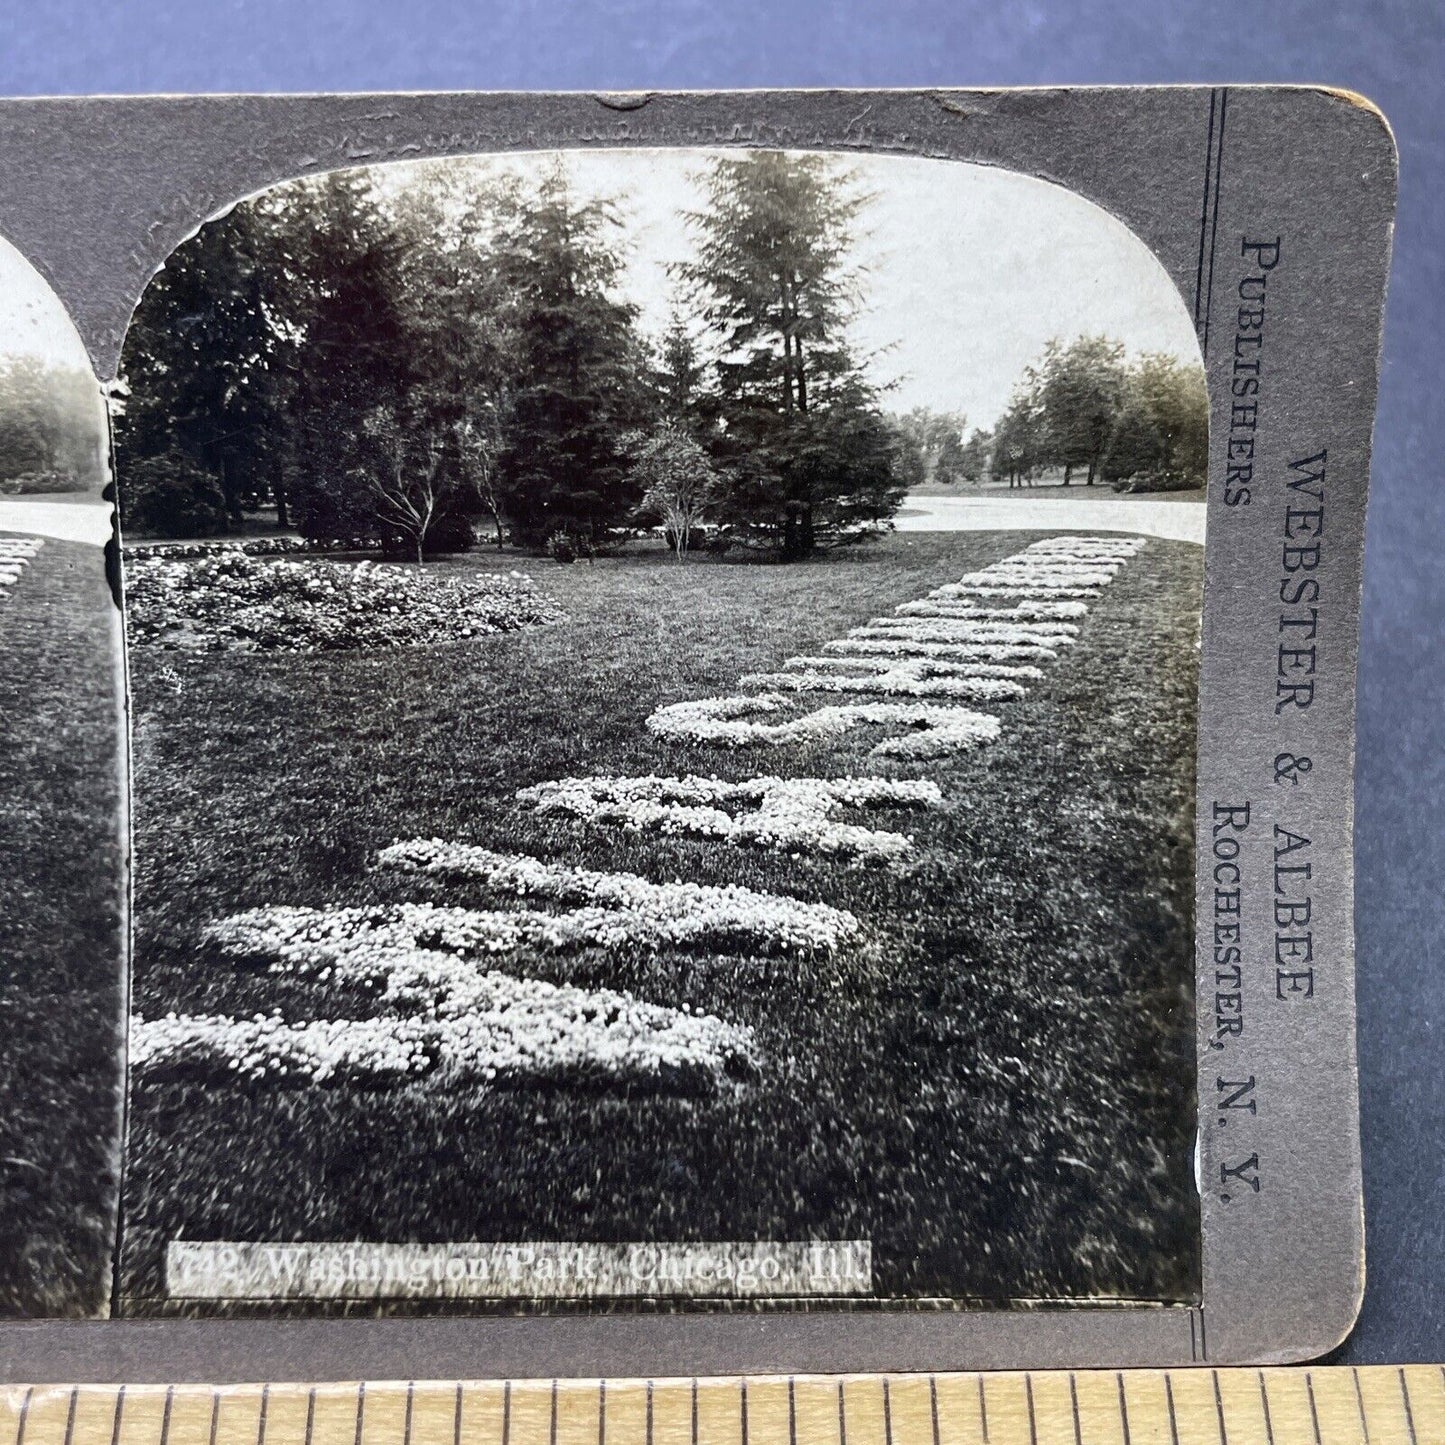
[0,537,43,599]
[132,965,756,1093]
[124,551,563,652]
[378,841,858,954]
[919,595,1091,618]
[842,629,1063,662]
[742,661,1028,702]
[124,536,379,560]
[646,693,1002,759]
[871,610,1080,638]
[517,774,944,866]
[811,646,1043,677]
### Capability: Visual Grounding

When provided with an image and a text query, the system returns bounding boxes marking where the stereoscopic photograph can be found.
[64,144,1208,1315]
[0,236,122,1320]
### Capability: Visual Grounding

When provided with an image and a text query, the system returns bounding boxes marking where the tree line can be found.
[0,357,106,495]
[893,337,1207,494]
[985,336,1206,490]
[116,154,909,561]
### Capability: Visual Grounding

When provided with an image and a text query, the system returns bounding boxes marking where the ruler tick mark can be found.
[501,1380,511,1445]
[1353,1368,1372,1445]
[977,1375,988,1445]
[1068,1375,1081,1445]
[1257,1373,1275,1445]
[550,1381,559,1445]
[403,1384,414,1445]
[1305,1373,1322,1445]
[258,1384,269,1445]
[599,1379,607,1445]
[61,1388,78,1445]
[304,1389,315,1445]
[883,1379,893,1445]
[208,1391,220,1445]
[787,1380,796,1445]
[1116,1373,1132,1445]
[1025,1376,1038,1445]
[927,1377,939,1445]
[109,1387,126,1445]
[1164,1375,1180,1445]
[1212,1371,1227,1445]
[13,1386,31,1445]
[836,1381,845,1445]
[645,1383,653,1445]
[159,1388,174,1445]
[1399,1369,1419,1445]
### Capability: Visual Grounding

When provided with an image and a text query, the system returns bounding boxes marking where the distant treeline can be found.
[0,357,106,495]
[116,154,910,560]
[895,338,1208,493]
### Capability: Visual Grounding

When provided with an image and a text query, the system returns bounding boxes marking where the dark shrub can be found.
[0,469,84,496]
[119,451,229,538]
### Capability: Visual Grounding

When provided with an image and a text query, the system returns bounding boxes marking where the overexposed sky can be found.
[0,149,1204,434]
[422,149,1203,430]
[0,235,95,376]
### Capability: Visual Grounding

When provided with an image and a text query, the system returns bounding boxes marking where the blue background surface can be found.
[0,0,1439,1364]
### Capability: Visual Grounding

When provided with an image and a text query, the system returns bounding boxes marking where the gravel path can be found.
[0,498,112,545]
[895,493,1206,543]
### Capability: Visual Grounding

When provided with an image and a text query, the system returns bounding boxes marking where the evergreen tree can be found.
[116,197,286,531]
[494,166,651,549]
[281,170,418,542]
[680,152,902,557]
[655,315,709,428]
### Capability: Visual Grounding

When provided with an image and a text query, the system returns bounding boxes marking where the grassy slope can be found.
[0,535,125,1317]
[121,530,1201,1311]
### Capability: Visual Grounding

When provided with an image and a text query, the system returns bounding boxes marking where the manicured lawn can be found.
[120,528,1202,1312]
[0,534,125,1318]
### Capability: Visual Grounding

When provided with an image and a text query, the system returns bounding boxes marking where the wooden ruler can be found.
[1,1369,1440,1445]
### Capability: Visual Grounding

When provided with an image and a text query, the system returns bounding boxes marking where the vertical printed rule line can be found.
[1202,87,1230,361]
[1194,87,1219,330]
[1194,85,1229,361]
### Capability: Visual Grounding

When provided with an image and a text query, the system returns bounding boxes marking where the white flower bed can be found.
[124,552,563,652]
[376,841,859,953]
[886,607,1080,638]
[646,693,1001,758]
[778,653,1038,681]
[940,583,1103,599]
[125,536,379,560]
[743,661,1026,702]
[919,595,1090,619]
[1025,536,1144,554]
[131,1012,434,1086]
[0,537,43,599]
[132,966,756,1092]
[814,644,1042,677]
[518,773,943,865]
[958,568,1117,588]
[953,563,1109,586]
[836,627,1062,661]
[821,639,1044,672]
